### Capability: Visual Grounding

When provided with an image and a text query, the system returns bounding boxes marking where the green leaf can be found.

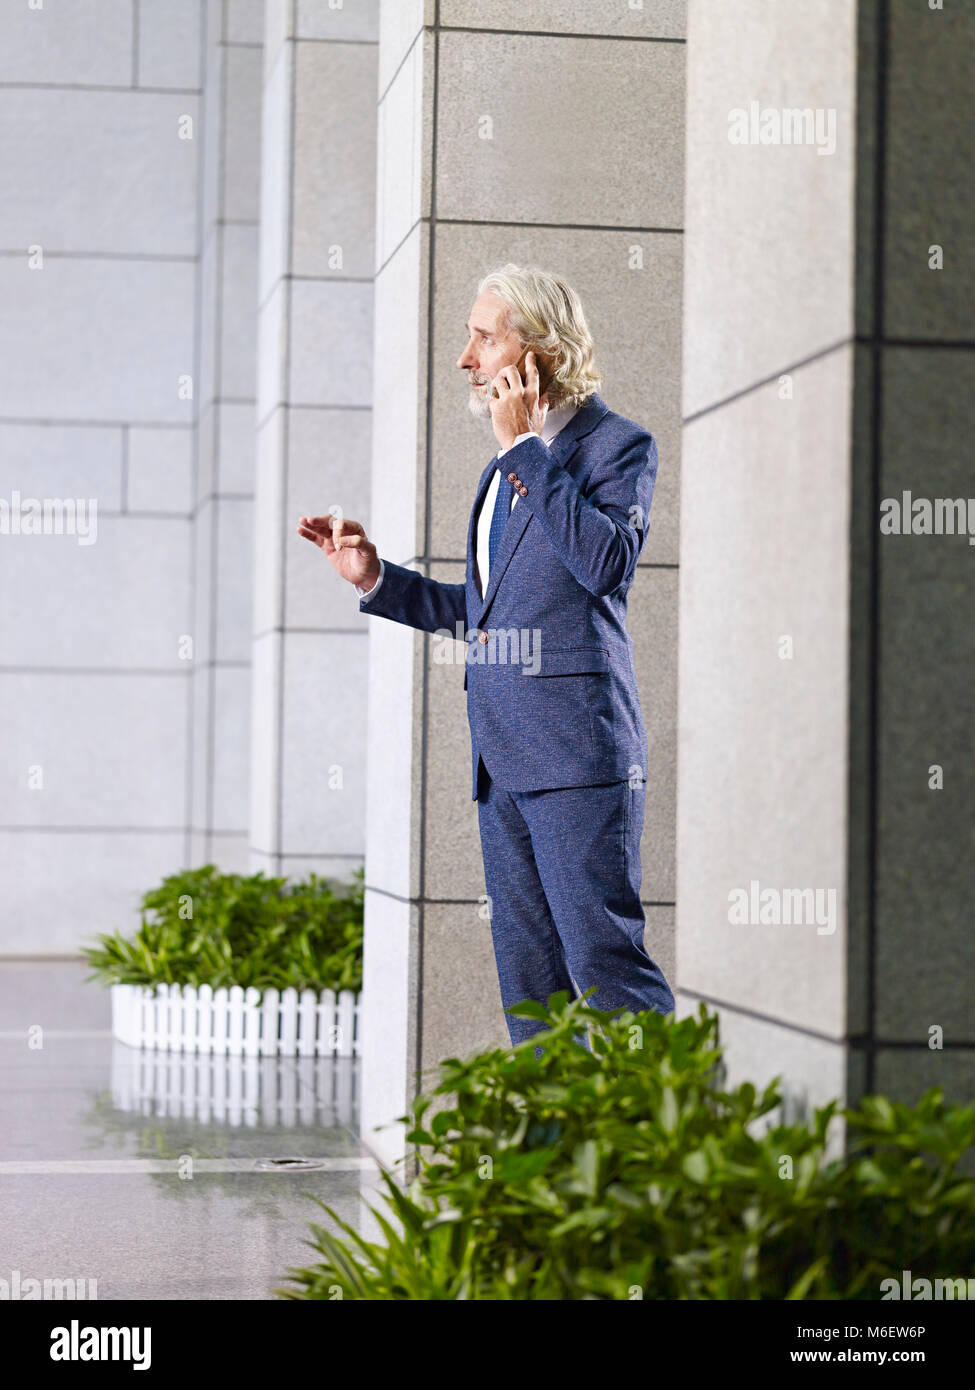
[573,1140,600,1196]
[785,1256,829,1300]
[506,1000,551,1022]
[659,1086,679,1134]
[682,1149,709,1184]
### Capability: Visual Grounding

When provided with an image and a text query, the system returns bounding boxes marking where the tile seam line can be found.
[203,40,230,858]
[375,218,424,279]
[251,627,367,639]
[273,9,300,875]
[377,29,685,106]
[678,995,972,1051]
[376,220,681,277]
[0,510,193,520]
[0,668,197,676]
[678,989,856,1046]
[414,0,444,1113]
[860,336,975,350]
[0,660,248,670]
[0,251,197,263]
[288,37,378,47]
[436,27,685,44]
[255,401,370,432]
[863,0,892,1096]
[0,418,193,427]
[0,826,188,833]
[256,272,373,317]
[683,336,853,425]
[0,82,202,94]
[436,218,682,233]
[249,850,363,859]
[0,953,91,961]
[192,493,256,515]
[377,25,424,107]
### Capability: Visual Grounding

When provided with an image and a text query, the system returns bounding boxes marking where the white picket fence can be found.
[111,983,361,1058]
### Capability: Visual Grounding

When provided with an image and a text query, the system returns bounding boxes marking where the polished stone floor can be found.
[0,961,381,1300]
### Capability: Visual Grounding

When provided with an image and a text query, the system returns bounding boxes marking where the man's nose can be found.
[457,339,476,370]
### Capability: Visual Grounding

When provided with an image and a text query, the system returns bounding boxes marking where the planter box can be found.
[111,982,361,1058]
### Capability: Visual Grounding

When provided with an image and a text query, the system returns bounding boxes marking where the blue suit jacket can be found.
[360,393,657,800]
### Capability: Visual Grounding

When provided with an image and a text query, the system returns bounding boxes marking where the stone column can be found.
[249,0,378,881]
[677,0,975,1116]
[190,0,265,873]
[362,0,686,1165]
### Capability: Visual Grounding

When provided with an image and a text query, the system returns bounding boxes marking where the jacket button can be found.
[518,486,528,497]
[506,472,517,483]
[477,632,489,645]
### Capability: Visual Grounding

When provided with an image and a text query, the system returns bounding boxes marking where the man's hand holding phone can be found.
[296,513,380,590]
[489,349,550,452]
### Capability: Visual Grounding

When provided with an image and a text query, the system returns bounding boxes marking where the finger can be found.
[333,516,365,544]
[303,516,365,535]
[335,534,365,550]
[297,525,329,548]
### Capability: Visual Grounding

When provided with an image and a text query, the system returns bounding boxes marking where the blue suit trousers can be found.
[476,765,675,1045]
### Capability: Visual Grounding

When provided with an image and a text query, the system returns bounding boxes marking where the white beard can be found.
[467,382,493,420]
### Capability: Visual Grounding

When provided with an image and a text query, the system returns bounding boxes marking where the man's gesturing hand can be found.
[296,514,380,590]
[490,349,549,451]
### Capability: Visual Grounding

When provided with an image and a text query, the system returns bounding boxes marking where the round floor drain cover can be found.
[254,1156,326,1171]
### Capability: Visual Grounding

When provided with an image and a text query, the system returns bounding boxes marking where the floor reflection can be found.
[0,963,377,1297]
[108,1039,359,1131]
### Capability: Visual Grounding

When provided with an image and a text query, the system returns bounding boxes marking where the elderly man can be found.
[298,264,674,1044]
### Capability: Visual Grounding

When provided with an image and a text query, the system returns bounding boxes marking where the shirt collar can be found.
[540,400,578,444]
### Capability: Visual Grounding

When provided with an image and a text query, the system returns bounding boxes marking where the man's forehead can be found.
[467,293,508,331]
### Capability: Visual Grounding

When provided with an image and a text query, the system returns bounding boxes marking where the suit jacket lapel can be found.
[546,392,610,465]
[472,396,610,625]
[466,459,498,618]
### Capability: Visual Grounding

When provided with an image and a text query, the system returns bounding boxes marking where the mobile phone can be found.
[492,347,553,398]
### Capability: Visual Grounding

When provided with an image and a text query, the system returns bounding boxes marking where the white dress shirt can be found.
[356,401,577,604]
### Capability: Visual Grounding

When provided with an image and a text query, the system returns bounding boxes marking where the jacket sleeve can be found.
[358,558,466,635]
[504,427,658,597]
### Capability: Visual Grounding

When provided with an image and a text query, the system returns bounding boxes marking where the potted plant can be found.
[278,993,975,1299]
[83,865,364,1057]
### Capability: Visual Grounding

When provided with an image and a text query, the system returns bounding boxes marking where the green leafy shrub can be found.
[279,992,975,1300]
[83,865,364,995]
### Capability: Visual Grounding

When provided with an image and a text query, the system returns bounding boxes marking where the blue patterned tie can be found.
[487,472,515,578]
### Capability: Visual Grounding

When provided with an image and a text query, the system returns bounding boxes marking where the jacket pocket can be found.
[528,646,610,677]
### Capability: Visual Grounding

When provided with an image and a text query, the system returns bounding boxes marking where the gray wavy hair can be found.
[476,264,601,408]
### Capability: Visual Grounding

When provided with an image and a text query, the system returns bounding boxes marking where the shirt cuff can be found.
[497,430,540,459]
[356,558,385,601]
